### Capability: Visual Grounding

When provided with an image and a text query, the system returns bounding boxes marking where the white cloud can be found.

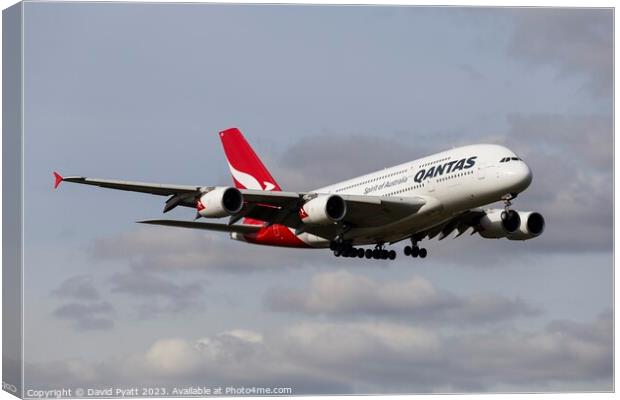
[25,314,612,393]
[144,338,202,376]
[265,270,539,323]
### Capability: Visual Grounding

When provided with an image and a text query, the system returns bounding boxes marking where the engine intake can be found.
[507,212,545,240]
[478,209,521,238]
[301,195,347,225]
[197,187,243,218]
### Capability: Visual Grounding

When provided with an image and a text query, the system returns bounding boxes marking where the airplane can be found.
[54,127,545,261]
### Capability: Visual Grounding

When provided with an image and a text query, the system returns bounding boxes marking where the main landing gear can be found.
[331,241,396,261]
[403,240,428,258]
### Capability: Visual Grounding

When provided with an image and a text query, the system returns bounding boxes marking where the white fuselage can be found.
[296,144,532,247]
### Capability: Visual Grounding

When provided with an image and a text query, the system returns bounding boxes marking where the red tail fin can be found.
[219,128,282,192]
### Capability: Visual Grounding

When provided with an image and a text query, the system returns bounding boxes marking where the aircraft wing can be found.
[57,175,200,196]
[55,172,427,231]
[138,220,262,234]
[218,192,427,230]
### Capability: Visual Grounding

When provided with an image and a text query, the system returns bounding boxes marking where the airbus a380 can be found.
[54,128,545,261]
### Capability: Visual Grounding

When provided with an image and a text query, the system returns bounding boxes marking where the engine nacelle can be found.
[300,195,347,225]
[507,212,545,240]
[197,187,243,218]
[478,209,521,238]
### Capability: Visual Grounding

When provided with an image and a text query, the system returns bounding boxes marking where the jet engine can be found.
[301,195,347,225]
[507,212,545,240]
[478,209,521,238]
[197,187,243,218]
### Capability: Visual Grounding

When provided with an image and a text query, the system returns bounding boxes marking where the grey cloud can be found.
[458,63,483,80]
[25,314,612,393]
[51,274,101,300]
[272,133,433,191]
[53,301,115,331]
[509,8,612,97]
[504,113,612,174]
[51,275,115,331]
[501,114,612,252]
[444,313,613,389]
[264,270,539,323]
[91,226,332,274]
[109,270,206,318]
[276,315,612,392]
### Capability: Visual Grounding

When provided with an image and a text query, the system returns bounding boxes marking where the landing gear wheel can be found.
[334,250,342,257]
[365,249,373,259]
[372,249,380,259]
[388,250,396,260]
[419,248,427,258]
[382,250,389,259]
[357,248,365,258]
[411,246,420,258]
[404,245,412,256]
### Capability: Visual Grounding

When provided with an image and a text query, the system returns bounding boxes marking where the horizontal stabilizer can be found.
[138,219,262,234]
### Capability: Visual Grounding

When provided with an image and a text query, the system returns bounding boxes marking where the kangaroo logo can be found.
[228,162,276,191]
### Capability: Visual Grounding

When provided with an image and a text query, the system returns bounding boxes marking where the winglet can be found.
[53,171,63,189]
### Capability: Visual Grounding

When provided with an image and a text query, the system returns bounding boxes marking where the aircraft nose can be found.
[504,161,532,192]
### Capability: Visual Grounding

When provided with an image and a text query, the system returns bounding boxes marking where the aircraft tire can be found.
[411,246,419,258]
[419,248,427,258]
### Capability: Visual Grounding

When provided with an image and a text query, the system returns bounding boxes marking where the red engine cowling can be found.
[196,187,243,218]
[478,209,521,238]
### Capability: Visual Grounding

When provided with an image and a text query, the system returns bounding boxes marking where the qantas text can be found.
[414,156,477,183]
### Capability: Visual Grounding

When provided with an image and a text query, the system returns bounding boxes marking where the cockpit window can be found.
[500,157,522,163]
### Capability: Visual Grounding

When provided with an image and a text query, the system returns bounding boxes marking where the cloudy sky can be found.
[21,3,612,394]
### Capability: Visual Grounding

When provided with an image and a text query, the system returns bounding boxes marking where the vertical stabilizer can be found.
[219,128,282,192]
